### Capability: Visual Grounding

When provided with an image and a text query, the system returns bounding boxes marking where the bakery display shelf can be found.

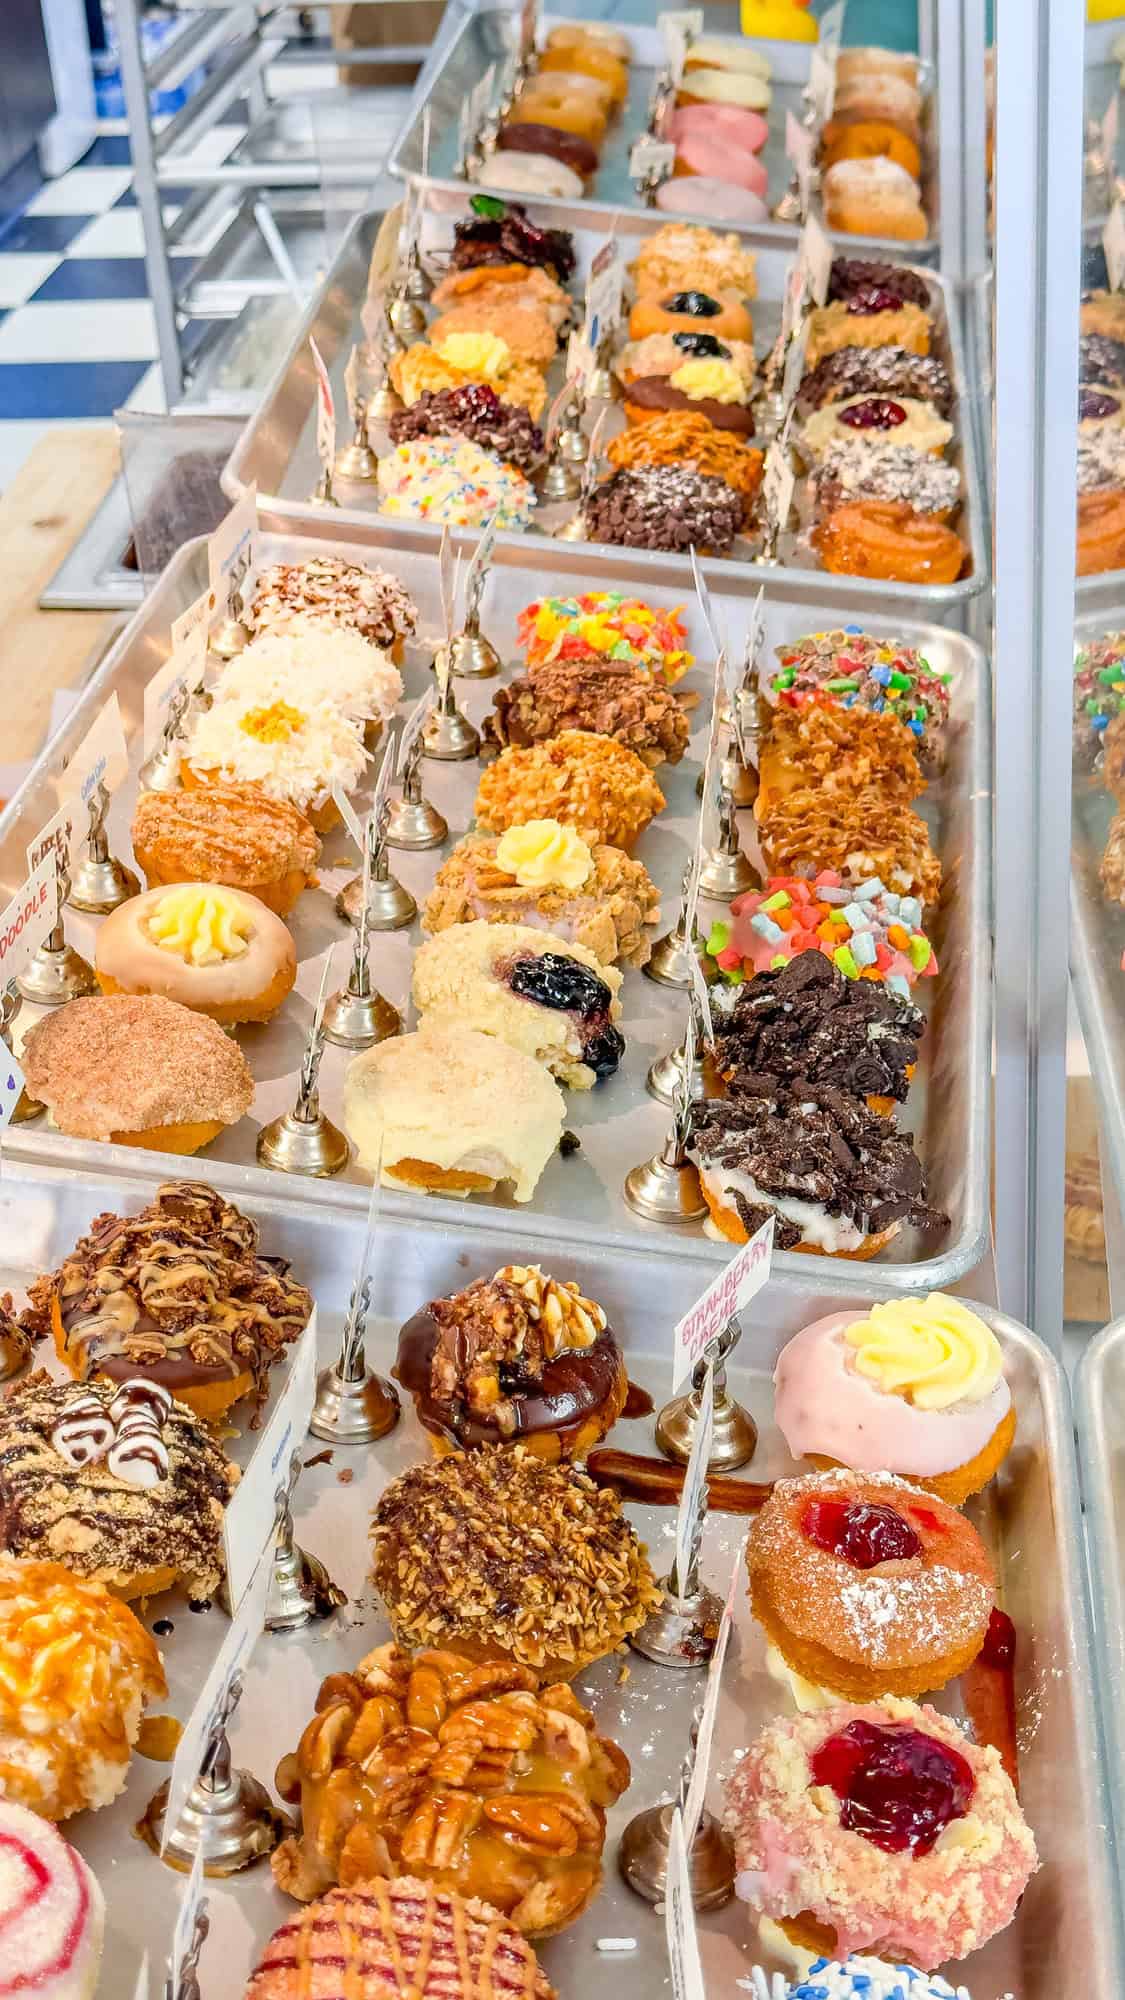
[1069,615,1125,1241]
[386,0,941,262]
[222,207,988,615]
[0,515,992,1292]
[3,1159,1114,1999]
[1075,1312,1125,1922]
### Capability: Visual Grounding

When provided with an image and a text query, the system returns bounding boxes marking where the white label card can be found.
[630,134,675,184]
[799,211,834,308]
[222,1309,319,1610]
[0,1052,26,1134]
[659,8,702,83]
[132,1955,150,2000]
[819,0,846,51]
[63,693,129,808]
[762,441,796,542]
[781,317,810,406]
[331,784,365,851]
[1106,202,1125,293]
[673,1350,713,1595]
[171,587,211,662]
[689,545,721,657]
[398,686,434,770]
[207,487,257,626]
[566,327,594,390]
[665,1808,707,2000]
[344,344,361,426]
[583,237,624,352]
[143,615,208,758]
[162,1541,272,1851]
[0,855,58,989]
[683,1543,742,1847]
[170,1847,207,1996]
[808,43,836,125]
[672,1216,774,1392]
[785,109,815,213]
[309,336,336,472]
[26,803,78,889]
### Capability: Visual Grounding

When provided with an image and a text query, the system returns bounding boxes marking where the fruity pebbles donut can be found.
[747,1467,994,1701]
[725,1696,1038,1969]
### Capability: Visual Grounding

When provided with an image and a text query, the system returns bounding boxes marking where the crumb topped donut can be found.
[747,1468,994,1701]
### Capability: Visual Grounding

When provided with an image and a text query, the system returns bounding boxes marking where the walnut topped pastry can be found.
[370,1447,661,1678]
[482,657,689,769]
[0,1370,237,1601]
[272,1643,629,1933]
[395,1264,627,1463]
[131,782,321,919]
[247,1882,557,2000]
[24,1180,311,1424]
[246,554,418,658]
[421,825,661,969]
[758,698,926,814]
[475,730,665,849]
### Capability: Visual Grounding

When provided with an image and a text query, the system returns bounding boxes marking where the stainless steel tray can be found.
[388,0,940,261]
[1076,1312,1125,1929]
[222,208,987,615]
[0,515,992,1291]
[4,1160,1112,1998]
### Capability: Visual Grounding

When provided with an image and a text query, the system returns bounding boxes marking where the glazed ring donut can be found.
[747,1467,995,1700]
[822,116,922,182]
[1077,489,1125,575]
[537,42,629,100]
[94,883,297,1026]
[545,21,632,63]
[814,500,966,585]
[497,121,599,181]
[628,289,753,344]
[512,87,607,144]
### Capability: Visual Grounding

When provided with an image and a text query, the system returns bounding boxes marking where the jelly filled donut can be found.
[629,289,753,345]
[746,1467,994,1701]
[814,501,967,585]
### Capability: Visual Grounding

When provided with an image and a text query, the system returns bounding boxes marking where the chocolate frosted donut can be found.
[389,384,544,472]
[583,464,743,553]
[827,257,931,308]
[798,344,954,416]
[625,372,756,435]
[497,120,598,179]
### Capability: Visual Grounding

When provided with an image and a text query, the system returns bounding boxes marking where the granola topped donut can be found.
[475,731,665,849]
[482,656,690,767]
[757,786,942,909]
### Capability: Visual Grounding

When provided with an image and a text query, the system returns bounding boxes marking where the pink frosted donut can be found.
[0,1802,104,1999]
[724,1699,1038,1970]
[655,176,769,224]
[667,101,769,153]
[674,132,768,196]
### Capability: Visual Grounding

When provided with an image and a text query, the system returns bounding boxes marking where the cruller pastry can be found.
[95,884,296,1025]
[746,1467,994,1700]
[0,1553,166,1819]
[131,782,320,919]
[371,1446,660,1678]
[21,993,253,1156]
[421,825,661,971]
[272,1643,630,1932]
[395,1264,627,1461]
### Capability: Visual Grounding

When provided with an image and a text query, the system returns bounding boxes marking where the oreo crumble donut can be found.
[389,385,545,474]
[583,465,743,554]
[710,953,925,1112]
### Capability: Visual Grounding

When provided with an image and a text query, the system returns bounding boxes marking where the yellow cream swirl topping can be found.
[843,1293,1002,1410]
[495,820,593,893]
[145,886,252,967]
[435,331,512,382]
[669,357,746,405]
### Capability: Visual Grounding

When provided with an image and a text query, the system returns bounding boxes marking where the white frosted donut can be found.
[474,152,585,201]
[95,883,296,1025]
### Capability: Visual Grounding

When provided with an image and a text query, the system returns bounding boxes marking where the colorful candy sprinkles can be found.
[517,591,694,685]
[707,871,936,994]
[376,435,536,528]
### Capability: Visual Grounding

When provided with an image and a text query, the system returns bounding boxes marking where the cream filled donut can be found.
[0,1802,104,1999]
[801,394,952,460]
[774,1295,1014,1505]
[95,884,297,1025]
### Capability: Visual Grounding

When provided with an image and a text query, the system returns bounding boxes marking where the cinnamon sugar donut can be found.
[814,501,966,585]
[1077,488,1125,575]
[747,1468,994,1701]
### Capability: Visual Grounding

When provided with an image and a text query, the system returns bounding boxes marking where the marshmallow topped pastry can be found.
[0,1802,104,2000]
[774,1294,1014,1505]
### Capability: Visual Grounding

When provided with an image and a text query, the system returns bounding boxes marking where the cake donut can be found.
[629,289,753,345]
[667,101,768,154]
[1077,489,1125,576]
[724,1698,1038,1968]
[475,153,585,202]
[537,40,628,99]
[774,1296,1015,1506]
[814,501,967,585]
[676,66,771,113]
[746,1467,994,1701]
[654,177,769,225]
[672,131,768,197]
[95,884,296,1025]
[497,122,599,182]
[822,117,922,183]
[0,1802,104,2000]
[823,159,927,242]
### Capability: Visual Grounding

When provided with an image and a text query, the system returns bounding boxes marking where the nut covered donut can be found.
[747,1467,994,1700]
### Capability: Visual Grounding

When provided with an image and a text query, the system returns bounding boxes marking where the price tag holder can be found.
[63,693,129,809]
[785,109,815,214]
[673,1361,713,1591]
[583,236,625,352]
[808,42,836,125]
[309,335,336,475]
[683,1543,741,1846]
[659,8,703,84]
[208,487,257,627]
[161,1538,273,1852]
[819,0,846,52]
[0,855,59,991]
[1106,201,1125,293]
[26,804,79,889]
[630,134,676,184]
[144,608,208,758]
[672,1218,774,1392]
[222,1310,319,1610]
[665,1808,707,2000]
[398,685,434,771]
[170,1848,206,1996]
[762,440,796,544]
[799,210,834,308]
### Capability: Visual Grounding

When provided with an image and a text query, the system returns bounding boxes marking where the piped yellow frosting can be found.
[669,357,746,405]
[843,1294,1003,1410]
[435,331,512,381]
[495,820,593,893]
[145,886,252,966]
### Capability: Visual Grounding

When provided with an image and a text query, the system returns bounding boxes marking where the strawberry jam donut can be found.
[814,501,967,584]
[725,1697,1038,1969]
[746,1467,994,1700]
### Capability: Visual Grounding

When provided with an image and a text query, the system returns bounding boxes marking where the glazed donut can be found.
[833,76,922,144]
[537,42,628,100]
[655,177,769,225]
[1077,488,1125,575]
[836,48,920,88]
[545,21,632,62]
[179,757,342,834]
[822,116,922,182]
[667,102,768,153]
[814,501,966,584]
[95,884,296,1026]
[498,121,598,180]
[747,1467,995,1701]
[628,289,753,343]
[676,66,770,112]
[511,87,607,143]
[673,132,768,196]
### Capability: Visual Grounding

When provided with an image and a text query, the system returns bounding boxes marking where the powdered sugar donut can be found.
[655,177,769,225]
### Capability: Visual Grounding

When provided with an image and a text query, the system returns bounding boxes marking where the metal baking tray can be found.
[222,208,987,615]
[4,1160,1113,1997]
[1076,1313,1125,1923]
[388,0,940,261]
[0,515,992,1291]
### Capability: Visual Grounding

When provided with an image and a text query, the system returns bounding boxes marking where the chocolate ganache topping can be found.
[22,1181,311,1423]
[711,952,925,1105]
[395,1264,621,1449]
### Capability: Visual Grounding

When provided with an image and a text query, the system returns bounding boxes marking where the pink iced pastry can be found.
[724,1698,1038,1970]
[708,871,937,993]
[655,177,769,224]
[773,1297,1014,1504]
[668,101,769,153]
[673,134,769,197]
[0,1803,105,1999]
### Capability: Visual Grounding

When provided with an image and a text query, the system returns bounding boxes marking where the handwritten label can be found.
[673,1359,713,1593]
[630,134,675,185]
[1106,202,1125,293]
[0,855,59,988]
[310,336,336,473]
[207,486,257,626]
[683,1544,741,1847]
[665,1808,706,2000]
[162,1541,272,1852]
[222,1309,319,1609]
[26,804,78,890]
[808,43,836,125]
[63,694,129,808]
[582,237,625,353]
[170,1847,206,1995]
[144,609,208,757]
[799,211,834,309]
[785,109,815,215]
[659,8,702,84]
[673,1217,774,1391]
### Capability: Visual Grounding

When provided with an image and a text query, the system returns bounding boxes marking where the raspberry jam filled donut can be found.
[725,1697,1038,1969]
[747,1468,994,1700]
